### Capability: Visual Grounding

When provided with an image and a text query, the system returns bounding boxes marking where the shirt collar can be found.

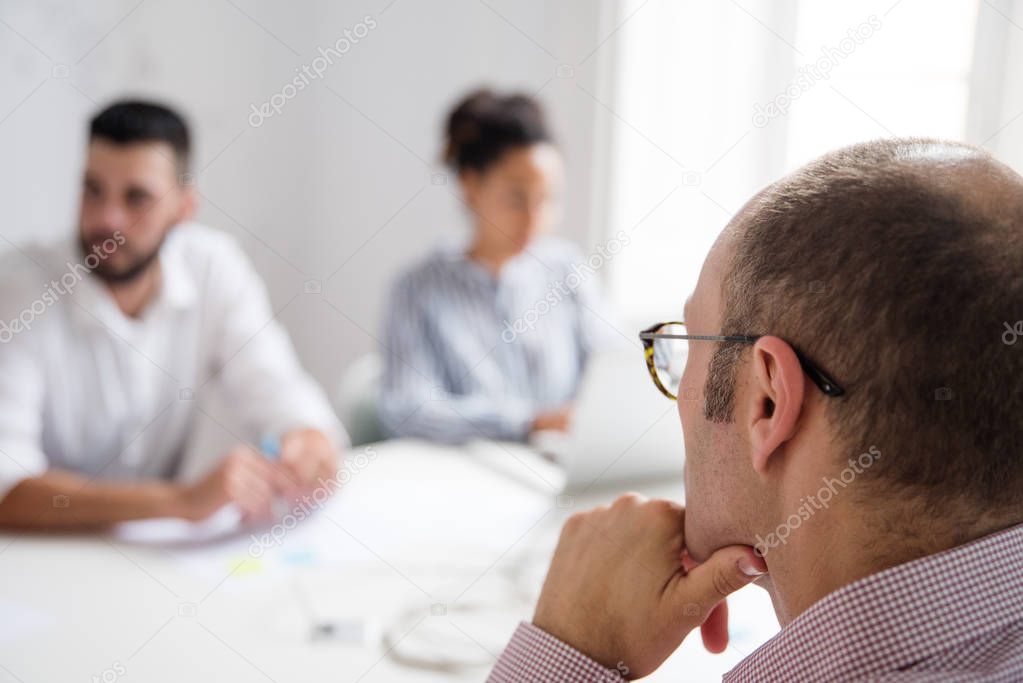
[67,229,197,331]
[440,237,544,288]
[727,522,1023,681]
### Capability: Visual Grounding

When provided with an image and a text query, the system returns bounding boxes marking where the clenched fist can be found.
[176,445,295,522]
[532,493,767,678]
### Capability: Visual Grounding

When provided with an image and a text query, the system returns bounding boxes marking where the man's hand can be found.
[176,445,294,522]
[531,405,573,433]
[532,493,767,678]
[279,428,339,490]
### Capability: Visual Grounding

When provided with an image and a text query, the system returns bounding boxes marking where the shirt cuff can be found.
[488,622,625,683]
[495,402,535,443]
[266,414,350,451]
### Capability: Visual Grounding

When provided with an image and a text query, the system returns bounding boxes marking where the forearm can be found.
[381,396,533,444]
[0,470,184,530]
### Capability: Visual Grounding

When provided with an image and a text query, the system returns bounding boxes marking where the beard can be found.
[79,232,166,284]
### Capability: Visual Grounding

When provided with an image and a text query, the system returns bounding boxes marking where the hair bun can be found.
[442,87,551,172]
[443,89,497,167]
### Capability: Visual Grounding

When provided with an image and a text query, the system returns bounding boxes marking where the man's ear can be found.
[177,185,197,223]
[745,336,806,473]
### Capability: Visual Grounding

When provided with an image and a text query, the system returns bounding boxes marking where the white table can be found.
[0,440,778,682]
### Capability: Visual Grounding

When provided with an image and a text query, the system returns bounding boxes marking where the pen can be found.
[259,435,290,519]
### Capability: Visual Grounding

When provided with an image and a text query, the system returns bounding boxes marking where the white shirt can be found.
[0,222,345,498]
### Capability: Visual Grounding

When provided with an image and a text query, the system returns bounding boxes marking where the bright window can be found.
[602,0,980,325]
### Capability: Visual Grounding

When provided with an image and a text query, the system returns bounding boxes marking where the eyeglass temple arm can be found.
[794,351,845,397]
[638,324,845,397]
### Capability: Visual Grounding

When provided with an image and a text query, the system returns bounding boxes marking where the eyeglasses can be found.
[638,321,845,401]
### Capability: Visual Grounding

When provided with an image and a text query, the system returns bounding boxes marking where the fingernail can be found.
[738,556,766,577]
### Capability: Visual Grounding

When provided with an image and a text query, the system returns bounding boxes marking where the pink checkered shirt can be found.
[489,522,1023,682]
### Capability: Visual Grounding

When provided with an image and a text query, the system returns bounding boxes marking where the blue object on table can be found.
[260,435,281,459]
[259,435,289,520]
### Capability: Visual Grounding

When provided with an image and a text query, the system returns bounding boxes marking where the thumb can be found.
[678,545,767,620]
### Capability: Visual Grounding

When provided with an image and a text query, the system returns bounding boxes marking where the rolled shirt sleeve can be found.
[0,312,48,500]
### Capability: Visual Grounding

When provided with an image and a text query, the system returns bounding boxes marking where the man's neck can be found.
[106,261,162,318]
[762,501,1021,626]
[760,511,877,625]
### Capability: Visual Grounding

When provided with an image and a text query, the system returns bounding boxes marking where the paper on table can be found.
[111,505,244,545]
[0,599,56,643]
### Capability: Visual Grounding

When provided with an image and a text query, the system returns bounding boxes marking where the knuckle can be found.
[563,508,599,536]
[612,492,643,508]
[563,512,586,532]
[651,499,684,526]
[651,498,680,513]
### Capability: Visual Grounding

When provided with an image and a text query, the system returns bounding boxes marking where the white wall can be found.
[601,0,996,325]
[0,0,615,394]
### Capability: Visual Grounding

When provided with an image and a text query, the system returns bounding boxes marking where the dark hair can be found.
[706,138,1023,514]
[89,100,191,173]
[443,88,552,173]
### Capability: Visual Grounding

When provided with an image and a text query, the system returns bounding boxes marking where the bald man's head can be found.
[706,139,1023,519]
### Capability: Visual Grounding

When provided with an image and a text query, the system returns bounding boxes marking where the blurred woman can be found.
[378,88,613,444]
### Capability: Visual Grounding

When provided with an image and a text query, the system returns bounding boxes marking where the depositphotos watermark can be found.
[754,445,881,557]
[1002,321,1023,345]
[752,15,882,128]
[0,232,125,344]
[90,661,126,683]
[501,231,631,343]
[601,661,630,682]
[248,15,378,127]
[247,446,378,557]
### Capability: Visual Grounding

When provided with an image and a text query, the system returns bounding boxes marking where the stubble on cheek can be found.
[682,425,712,562]
[685,418,751,563]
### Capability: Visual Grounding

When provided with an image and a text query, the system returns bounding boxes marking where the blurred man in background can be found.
[0,100,345,529]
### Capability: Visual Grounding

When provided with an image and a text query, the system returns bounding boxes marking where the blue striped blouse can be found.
[379,236,619,444]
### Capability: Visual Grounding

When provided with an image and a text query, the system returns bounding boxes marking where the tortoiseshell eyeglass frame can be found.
[638,321,846,401]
